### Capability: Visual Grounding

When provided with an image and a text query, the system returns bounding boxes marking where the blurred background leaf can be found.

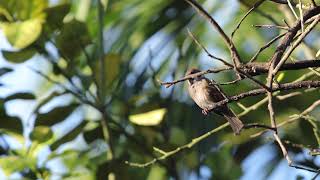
[0,0,318,179]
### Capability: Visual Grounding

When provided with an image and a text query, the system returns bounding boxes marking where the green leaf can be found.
[35,103,79,127]
[93,54,122,96]
[184,151,198,169]
[56,20,91,59]
[75,0,91,22]
[0,156,36,175]
[83,122,103,143]
[0,0,48,20]
[30,126,53,143]
[0,6,13,21]
[0,67,12,76]
[147,165,166,180]
[2,48,37,63]
[100,0,109,10]
[50,121,87,150]
[129,108,167,126]
[105,54,121,90]
[0,116,23,134]
[45,3,71,30]
[0,103,23,134]
[1,17,44,49]
[276,72,285,82]
[169,127,187,146]
[4,92,36,101]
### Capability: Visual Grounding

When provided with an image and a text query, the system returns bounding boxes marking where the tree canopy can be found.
[0,0,320,179]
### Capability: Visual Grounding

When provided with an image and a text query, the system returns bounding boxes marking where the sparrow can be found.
[185,68,244,135]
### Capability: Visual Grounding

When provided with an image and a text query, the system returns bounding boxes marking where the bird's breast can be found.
[189,82,213,110]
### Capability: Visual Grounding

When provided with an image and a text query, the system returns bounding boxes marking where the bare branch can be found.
[159,60,320,87]
[273,16,320,74]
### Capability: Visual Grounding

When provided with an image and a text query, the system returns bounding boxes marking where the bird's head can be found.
[185,68,203,85]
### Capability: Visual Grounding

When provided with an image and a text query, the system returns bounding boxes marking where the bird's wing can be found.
[206,80,227,102]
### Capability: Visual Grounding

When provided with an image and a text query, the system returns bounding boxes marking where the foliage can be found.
[0,0,319,179]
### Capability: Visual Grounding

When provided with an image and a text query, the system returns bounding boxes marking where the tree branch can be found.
[207,80,320,110]
[159,60,320,87]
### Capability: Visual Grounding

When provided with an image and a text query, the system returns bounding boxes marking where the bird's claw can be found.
[202,109,209,115]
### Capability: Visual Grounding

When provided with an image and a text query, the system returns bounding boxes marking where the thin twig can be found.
[185,0,242,66]
[187,29,231,66]
[30,68,96,108]
[253,24,289,30]
[243,123,276,131]
[126,123,229,167]
[251,99,320,138]
[241,1,280,25]
[249,33,287,62]
[287,0,299,20]
[231,0,267,39]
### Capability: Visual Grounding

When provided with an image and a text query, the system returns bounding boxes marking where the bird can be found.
[185,68,244,135]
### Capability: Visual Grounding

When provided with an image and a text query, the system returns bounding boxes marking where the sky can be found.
[0,0,319,179]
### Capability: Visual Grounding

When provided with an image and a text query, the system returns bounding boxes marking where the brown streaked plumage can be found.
[185,68,243,135]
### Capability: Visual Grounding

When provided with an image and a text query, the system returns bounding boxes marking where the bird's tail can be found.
[222,108,244,135]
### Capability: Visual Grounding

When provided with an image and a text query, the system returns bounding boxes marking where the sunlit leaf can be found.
[100,0,108,10]
[2,48,36,63]
[0,6,12,21]
[276,72,285,82]
[129,108,166,126]
[0,0,48,20]
[76,0,91,22]
[0,156,36,175]
[30,126,53,143]
[1,17,44,49]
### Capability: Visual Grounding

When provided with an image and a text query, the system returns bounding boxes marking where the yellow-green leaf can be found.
[105,54,121,88]
[1,17,43,48]
[0,6,13,21]
[0,156,36,175]
[276,72,285,82]
[129,108,167,126]
[30,126,53,143]
[147,165,166,180]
